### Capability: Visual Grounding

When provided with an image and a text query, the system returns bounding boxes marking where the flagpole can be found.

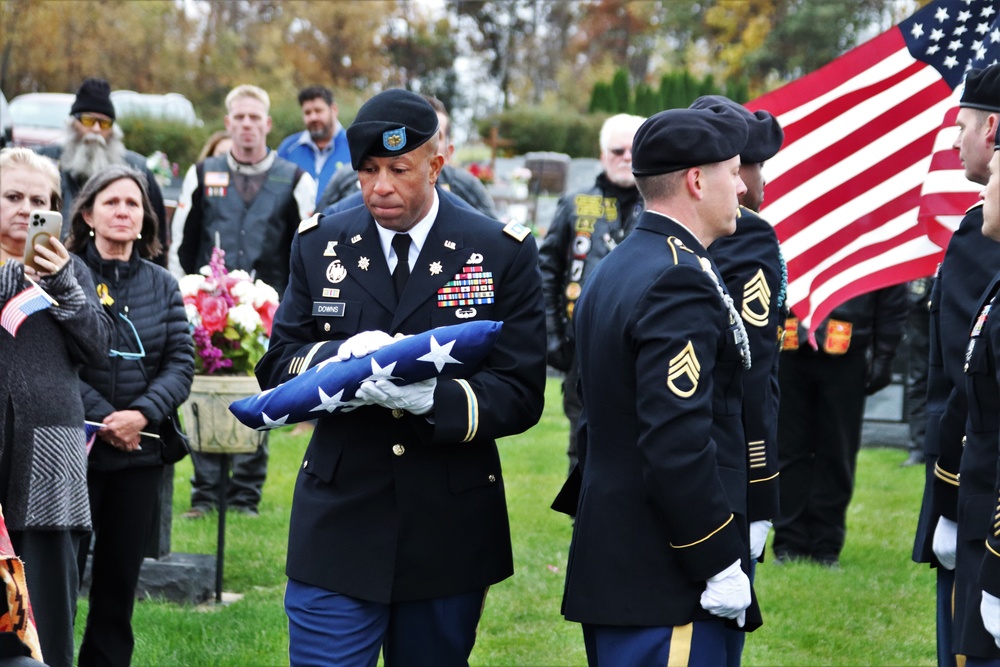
[85,420,160,440]
[23,275,59,307]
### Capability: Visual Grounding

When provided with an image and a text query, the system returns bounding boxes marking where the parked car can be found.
[111,90,201,126]
[7,92,74,147]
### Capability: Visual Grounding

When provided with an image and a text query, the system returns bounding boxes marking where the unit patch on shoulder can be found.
[741,269,772,328]
[503,220,531,242]
[298,214,320,234]
[667,341,701,398]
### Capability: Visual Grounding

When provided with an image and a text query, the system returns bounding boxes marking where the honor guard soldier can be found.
[558,103,760,664]
[255,89,547,667]
[695,95,786,660]
[537,113,646,471]
[695,95,786,566]
[910,64,1000,667]
[974,127,1000,655]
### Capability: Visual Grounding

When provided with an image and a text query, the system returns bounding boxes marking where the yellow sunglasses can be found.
[75,114,114,130]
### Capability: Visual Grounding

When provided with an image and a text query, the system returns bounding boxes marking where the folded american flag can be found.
[1,283,55,337]
[229,320,503,431]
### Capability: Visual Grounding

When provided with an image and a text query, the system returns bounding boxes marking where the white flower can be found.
[184,303,202,327]
[228,270,252,282]
[228,303,262,334]
[229,279,255,306]
[251,280,280,309]
[178,274,208,298]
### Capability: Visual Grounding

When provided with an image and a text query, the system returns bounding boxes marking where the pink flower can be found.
[199,295,229,335]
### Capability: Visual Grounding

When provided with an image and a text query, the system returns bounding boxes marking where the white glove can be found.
[749,520,772,561]
[932,516,958,571]
[355,378,437,416]
[982,591,1000,649]
[336,330,396,361]
[700,559,750,627]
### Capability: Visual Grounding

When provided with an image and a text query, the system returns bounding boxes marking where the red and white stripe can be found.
[747,26,966,339]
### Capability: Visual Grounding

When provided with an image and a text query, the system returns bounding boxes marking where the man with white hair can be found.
[38,77,169,265]
[538,113,645,471]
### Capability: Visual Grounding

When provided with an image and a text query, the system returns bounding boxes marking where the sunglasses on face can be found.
[75,114,114,130]
[608,147,630,157]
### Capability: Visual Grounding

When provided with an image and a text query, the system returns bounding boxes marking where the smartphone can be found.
[22,210,62,271]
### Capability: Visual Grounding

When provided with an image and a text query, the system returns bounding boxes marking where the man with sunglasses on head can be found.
[37,78,169,266]
[538,113,646,473]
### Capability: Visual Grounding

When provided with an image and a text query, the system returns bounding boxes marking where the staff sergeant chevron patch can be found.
[741,269,772,328]
[667,341,701,398]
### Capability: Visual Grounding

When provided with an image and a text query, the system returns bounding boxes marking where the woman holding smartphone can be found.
[0,147,111,667]
[65,165,193,667]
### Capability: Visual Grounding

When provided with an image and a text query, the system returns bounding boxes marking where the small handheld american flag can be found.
[1,280,56,337]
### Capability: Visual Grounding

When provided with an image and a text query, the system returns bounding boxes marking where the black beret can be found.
[346,89,439,170]
[960,66,1000,113]
[71,77,116,120]
[690,95,783,163]
[631,105,749,176]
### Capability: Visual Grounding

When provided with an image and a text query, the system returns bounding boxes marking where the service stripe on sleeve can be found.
[454,379,479,442]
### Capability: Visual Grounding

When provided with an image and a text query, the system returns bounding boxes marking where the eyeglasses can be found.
[75,114,114,130]
[109,312,145,360]
[608,147,630,157]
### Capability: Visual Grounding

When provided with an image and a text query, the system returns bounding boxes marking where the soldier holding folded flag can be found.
[256,89,546,667]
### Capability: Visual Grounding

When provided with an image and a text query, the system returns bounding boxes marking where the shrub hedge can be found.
[475,108,606,159]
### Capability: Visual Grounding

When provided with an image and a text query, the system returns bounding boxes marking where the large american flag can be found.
[747,0,1000,338]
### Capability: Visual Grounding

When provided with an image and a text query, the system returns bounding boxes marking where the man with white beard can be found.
[38,78,169,266]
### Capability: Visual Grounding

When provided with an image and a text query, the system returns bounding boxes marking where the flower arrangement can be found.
[510,166,532,185]
[467,162,494,185]
[179,247,279,375]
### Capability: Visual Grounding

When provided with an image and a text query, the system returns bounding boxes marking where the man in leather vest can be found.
[538,113,645,471]
[170,84,316,518]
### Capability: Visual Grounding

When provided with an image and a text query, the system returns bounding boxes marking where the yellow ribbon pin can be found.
[96,283,114,306]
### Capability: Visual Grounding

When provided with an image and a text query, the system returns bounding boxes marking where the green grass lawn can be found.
[80,379,937,665]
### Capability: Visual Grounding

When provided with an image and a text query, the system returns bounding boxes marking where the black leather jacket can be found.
[537,173,642,370]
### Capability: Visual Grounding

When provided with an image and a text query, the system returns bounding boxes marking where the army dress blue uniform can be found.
[255,190,546,661]
[562,212,759,638]
[709,205,785,529]
[911,202,1000,665]
[954,271,1000,661]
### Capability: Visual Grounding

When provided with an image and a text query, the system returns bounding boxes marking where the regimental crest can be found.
[741,269,772,328]
[383,127,407,151]
[667,341,701,398]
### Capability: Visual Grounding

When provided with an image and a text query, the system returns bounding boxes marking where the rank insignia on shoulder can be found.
[503,220,531,242]
[298,214,320,234]
[667,341,700,398]
[741,269,771,328]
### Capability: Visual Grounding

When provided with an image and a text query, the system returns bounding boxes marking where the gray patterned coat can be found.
[0,256,111,531]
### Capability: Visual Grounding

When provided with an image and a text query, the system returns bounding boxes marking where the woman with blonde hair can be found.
[0,147,111,667]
